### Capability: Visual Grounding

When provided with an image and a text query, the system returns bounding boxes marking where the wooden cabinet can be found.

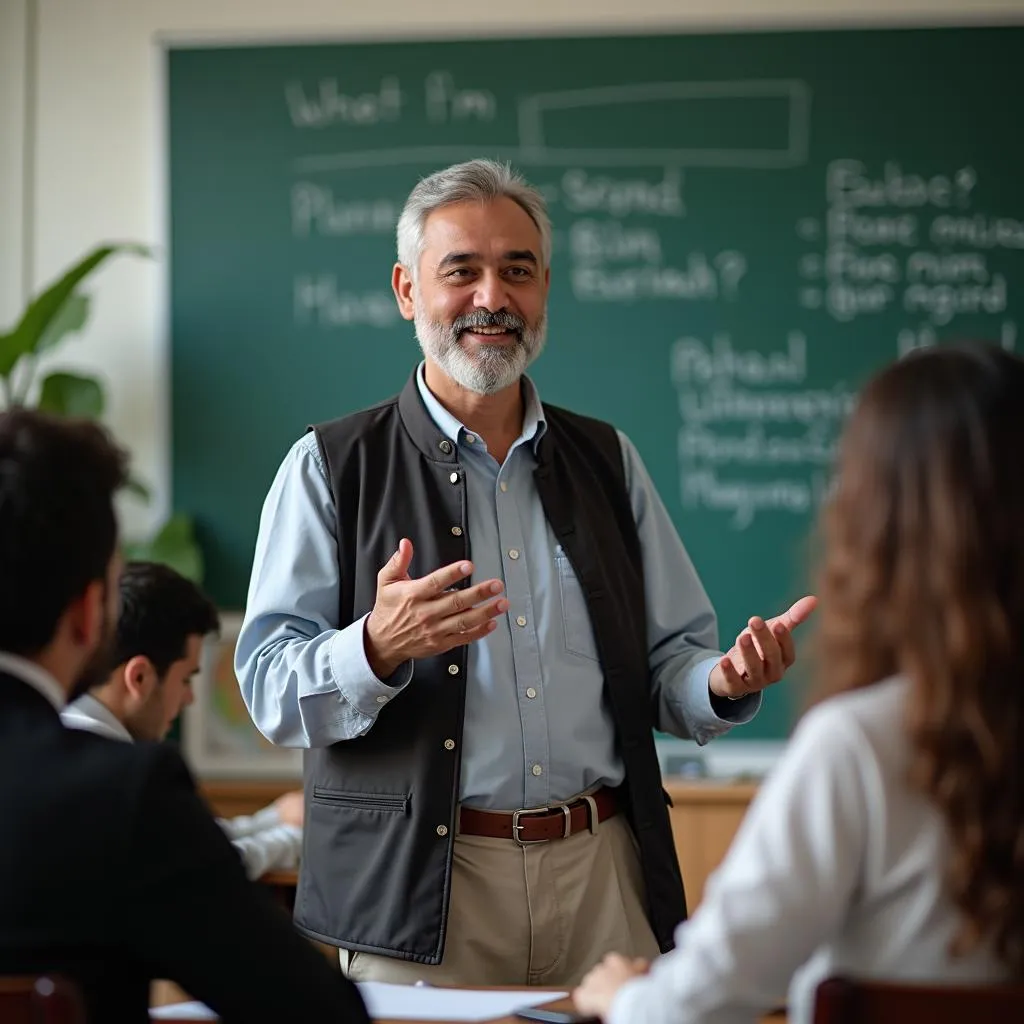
[199,778,758,912]
[199,779,296,819]
[663,780,758,910]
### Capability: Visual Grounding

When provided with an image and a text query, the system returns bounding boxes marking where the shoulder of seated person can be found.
[61,728,197,795]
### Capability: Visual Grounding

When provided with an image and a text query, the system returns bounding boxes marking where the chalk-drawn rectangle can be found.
[517,80,810,169]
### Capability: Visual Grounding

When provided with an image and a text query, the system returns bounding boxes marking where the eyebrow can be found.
[437,249,538,269]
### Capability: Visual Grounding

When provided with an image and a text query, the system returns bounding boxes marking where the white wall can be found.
[0,0,27,328]
[2,0,1020,537]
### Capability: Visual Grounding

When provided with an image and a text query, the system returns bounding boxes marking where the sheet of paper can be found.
[149,984,568,1022]
[149,1002,216,1020]
[357,981,569,1021]
[150,983,569,1024]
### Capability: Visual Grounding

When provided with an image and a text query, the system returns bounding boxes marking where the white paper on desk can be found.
[148,984,567,1022]
[149,1001,216,1020]
[356,981,568,1021]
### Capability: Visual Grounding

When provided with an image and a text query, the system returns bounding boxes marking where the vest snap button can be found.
[438,440,453,454]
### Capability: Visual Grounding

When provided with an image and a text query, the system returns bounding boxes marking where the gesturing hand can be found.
[708,595,818,700]
[363,538,508,680]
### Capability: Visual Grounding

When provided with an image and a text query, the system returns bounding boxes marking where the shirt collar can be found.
[414,360,548,454]
[0,651,67,711]
[62,693,134,743]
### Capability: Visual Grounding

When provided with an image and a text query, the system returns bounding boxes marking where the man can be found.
[0,408,368,1023]
[236,158,816,987]
[61,560,304,881]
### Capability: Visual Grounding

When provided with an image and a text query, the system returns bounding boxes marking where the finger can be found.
[377,538,414,584]
[748,616,781,681]
[442,578,504,617]
[420,558,475,596]
[440,617,500,648]
[716,654,747,696]
[737,632,766,688]
[442,595,508,636]
[771,620,796,667]
[771,594,818,631]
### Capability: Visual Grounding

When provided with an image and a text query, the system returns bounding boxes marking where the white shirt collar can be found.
[0,651,67,711]
[60,693,134,743]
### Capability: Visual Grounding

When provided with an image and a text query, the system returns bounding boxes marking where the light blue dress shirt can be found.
[236,363,759,810]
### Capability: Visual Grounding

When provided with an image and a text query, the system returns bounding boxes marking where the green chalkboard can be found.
[167,25,1024,741]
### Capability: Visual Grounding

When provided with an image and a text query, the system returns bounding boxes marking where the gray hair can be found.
[396,159,552,279]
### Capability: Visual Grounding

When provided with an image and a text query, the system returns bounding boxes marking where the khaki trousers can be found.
[339,813,660,988]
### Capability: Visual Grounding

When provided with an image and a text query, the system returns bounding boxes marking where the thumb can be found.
[378,538,414,584]
[774,594,818,631]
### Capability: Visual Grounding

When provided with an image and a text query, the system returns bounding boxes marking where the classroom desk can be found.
[150,991,787,1023]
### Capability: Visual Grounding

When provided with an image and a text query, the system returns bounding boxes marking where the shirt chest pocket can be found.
[554,545,600,662]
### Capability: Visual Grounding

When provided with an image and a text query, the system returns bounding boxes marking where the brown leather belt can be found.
[458,786,618,845]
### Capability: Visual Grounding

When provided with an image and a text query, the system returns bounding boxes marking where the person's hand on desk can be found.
[272,790,305,828]
[572,954,650,1019]
[708,595,818,700]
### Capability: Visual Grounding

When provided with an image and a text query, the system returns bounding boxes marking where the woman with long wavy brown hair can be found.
[573,343,1024,1024]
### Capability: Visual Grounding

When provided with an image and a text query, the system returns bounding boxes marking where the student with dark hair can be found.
[574,344,1024,1023]
[0,408,368,1023]
[62,561,304,880]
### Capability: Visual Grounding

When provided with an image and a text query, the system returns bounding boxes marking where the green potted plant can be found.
[0,242,204,581]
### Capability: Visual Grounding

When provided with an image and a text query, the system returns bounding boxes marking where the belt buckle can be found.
[511,804,572,846]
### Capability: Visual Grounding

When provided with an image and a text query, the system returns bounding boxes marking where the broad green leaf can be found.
[36,292,90,354]
[36,372,105,418]
[0,243,150,377]
[128,513,204,582]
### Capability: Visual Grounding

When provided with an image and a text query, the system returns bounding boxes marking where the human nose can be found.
[473,270,510,313]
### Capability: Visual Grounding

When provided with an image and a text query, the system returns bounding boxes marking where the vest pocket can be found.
[311,787,409,814]
[554,546,600,662]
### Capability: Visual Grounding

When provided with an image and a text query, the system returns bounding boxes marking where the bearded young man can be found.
[0,408,368,1023]
[236,159,816,987]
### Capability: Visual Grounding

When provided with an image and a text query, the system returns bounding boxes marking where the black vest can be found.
[294,373,686,962]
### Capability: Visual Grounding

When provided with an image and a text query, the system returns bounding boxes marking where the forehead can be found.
[179,633,205,670]
[420,197,542,263]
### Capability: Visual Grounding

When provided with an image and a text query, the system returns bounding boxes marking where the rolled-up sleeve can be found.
[618,431,760,744]
[234,433,412,748]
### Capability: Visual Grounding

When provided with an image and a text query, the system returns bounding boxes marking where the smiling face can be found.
[392,197,550,396]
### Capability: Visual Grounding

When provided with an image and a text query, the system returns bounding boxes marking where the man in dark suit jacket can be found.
[0,408,370,1023]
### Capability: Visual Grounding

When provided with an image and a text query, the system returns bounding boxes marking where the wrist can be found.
[363,616,400,681]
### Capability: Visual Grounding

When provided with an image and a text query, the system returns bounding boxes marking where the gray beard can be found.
[414,305,547,396]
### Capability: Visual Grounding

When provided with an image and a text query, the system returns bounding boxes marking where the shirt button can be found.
[526,687,537,699]
[465,433,476,444]
[451,526,463,536]
[444,738,455,750]
[500,481,508,492]
[449,472,459,484]
[448,664,459,675]
[508,549,520,560]
[375,695,388,704]
[436,825,448,836]
[516,615,527,627]
[531,764,543,776]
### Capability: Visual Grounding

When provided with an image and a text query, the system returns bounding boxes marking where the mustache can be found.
[452,310,526,336]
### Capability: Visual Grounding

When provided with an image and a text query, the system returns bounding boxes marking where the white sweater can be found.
[610,677,1010,1024]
